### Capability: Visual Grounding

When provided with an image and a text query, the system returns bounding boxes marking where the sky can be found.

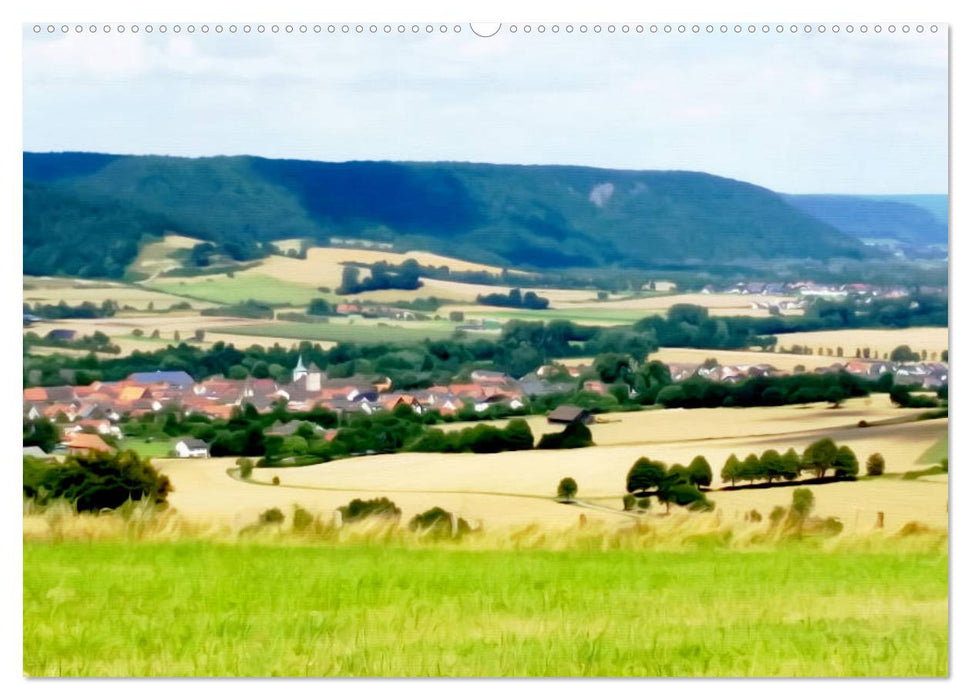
[22,25,948,194]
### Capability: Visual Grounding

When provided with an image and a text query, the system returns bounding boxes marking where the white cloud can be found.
[22,27,947,193]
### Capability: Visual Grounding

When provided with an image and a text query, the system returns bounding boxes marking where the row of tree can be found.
[720,438,862,486]
[476,288,550,310]
[337,263,423,295]
[24,300,118,319]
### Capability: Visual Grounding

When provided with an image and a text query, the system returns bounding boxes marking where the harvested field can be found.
[772,327,948,358]
[441,396,930,446]
[24,315,276,354]
[23,276,209,311]
[203,331,336,351]
[154,391,947,534]
[127,234,200,278]
[275,246,524,276]
[554,292,801,316]
[651,347,853,371]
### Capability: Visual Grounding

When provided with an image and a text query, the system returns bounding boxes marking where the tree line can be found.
[720,438,862,487]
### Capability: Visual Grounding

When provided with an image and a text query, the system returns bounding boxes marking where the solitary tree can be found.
[866,453,886,477]
[891,345,920,362]
[557,477,578,502]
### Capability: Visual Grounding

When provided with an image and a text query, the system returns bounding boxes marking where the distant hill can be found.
[24,152,871,278]
[860,195,948,224]
[785,194,948,248]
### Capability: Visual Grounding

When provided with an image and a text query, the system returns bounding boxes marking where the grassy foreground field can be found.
[23,539,947,677]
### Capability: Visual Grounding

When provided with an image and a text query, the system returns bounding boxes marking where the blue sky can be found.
[22,26,948,194]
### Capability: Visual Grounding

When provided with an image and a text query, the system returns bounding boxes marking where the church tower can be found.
[292,355,308,383]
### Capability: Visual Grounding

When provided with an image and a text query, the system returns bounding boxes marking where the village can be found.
[22,349,948,460]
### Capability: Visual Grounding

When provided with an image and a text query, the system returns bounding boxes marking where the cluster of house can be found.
[701,281,944,301]
[665,358,948,389]
[332,303,426,320]
[23,351,948,459]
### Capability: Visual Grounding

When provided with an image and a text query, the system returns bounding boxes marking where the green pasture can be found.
[916,436,948,465]
[464,306,656,325]
[23,541,947,677]
[147,274,320,306]
[116,438,174,459]
[212,320,458,344]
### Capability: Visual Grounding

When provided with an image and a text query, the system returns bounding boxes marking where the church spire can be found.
[292,354,308,383]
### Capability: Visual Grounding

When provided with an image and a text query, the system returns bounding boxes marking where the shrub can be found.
[622,494,636,511]
[408,506,470,538]
[339,497,401,523]
[866,453,885,477]
[23,450,171,513]
[259,508,284,525]
[791,488,815,519]
[556,477,578,501]
[271,476,280,486]
[636,497,651,512]
[536,421,594,450]
[292,505,314,532]
[237,457,255,479]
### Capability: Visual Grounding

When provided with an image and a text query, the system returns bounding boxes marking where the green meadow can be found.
[215,320,460,344]
[917,436,948,465]
[147,274,320,306]
[23,541,947,677]
[466,306,660,325]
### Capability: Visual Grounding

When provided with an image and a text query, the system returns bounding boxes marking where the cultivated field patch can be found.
[771,327,948,358]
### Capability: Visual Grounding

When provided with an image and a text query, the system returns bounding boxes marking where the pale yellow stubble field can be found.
[23,276,213,311]
[554,292,799,314]
[772,327,949,358]
[440,396,930,446]
[651,347,851,371]
[156,397,946,533]
[24,315,294,354]
[126,234,201,278]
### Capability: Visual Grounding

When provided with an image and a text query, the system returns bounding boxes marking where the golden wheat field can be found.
[152,395,947,534]
[25,314,277,353]
[650,347,853,371]
[127,234,202,278]
[555,292,799,315]
[23,276,209,310]
[772,327,949,358]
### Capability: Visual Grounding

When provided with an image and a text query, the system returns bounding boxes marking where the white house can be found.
[174,438,210,458]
